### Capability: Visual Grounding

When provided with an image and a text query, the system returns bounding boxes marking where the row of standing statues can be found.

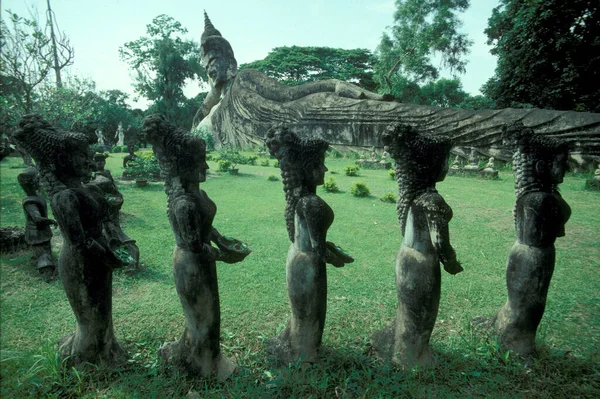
[13,112,570,380]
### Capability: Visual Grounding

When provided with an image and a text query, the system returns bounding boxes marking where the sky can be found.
[3,0,500,109]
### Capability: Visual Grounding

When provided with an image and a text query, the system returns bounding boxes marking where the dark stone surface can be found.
[13,114,125,367]
[265,126,353,365]
[372,124,462,368]
[144,114,250,381]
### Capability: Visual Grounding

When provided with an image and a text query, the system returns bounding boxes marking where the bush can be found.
[350,181,370,197]
[218,159,232,172]
[133,145,140,152]
[273,160,279,168]
[260,158,270,167]
[322,177,339,193]
[111,145,122,153]
[247,156,258,166]
[218,147,245,168]
[193,126,216,152]
[344,164,360,176]
[126,152,161,181]
[266,173,278,181]
[206,154,214,162]
[380,192,397,203]
[388,169,395,179]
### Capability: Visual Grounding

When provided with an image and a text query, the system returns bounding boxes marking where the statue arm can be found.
[23,202,56,227]
[172,198,219,260]
[422,193,463,275]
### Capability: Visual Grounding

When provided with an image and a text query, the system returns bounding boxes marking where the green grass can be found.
[1,153,599,398]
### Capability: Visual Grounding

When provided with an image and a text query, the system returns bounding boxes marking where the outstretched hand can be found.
[325,241,354,268]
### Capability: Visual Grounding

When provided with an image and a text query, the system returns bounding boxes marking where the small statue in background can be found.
[474,122,571,358]
[373,123,463,368]
[18,167,57,281]
[464,147,479,170]
[91,153,140,271]
[13,114,125,367]
[266,125,353,365]
[123,144,137,169]
[143,114,250,381]
[95,129,105,146]
[585,161,600,190]
[115,122,124,147]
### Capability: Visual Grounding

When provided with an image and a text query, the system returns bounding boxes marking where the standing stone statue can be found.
[265,126,354,364]
[95,129,105,146]
[13,114,125,366]
[91,153,140,271]
[18,167,57,281]
[585,161,600,190]
[473,122,571,358]
[373,123,463,368]
[115,122,125,147]
[143,114,250,381]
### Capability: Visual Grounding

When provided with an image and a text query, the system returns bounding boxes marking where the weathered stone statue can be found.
[115,122,124,147]
[18,167,57,281]
[265,126,354,364]
[143,114,250,381]
[95,129,105,146]
[464,147,479,170]
[90,153,140,271]
[194,13,600,166]
[122,144,137,169]
[13,114,125,366]
[373,123,463,368]
[473,122,571,358]
[482,157,499,179]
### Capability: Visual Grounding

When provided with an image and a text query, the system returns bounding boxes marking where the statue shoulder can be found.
[414,191,452,221]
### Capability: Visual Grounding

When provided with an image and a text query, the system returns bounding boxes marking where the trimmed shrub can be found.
[380,192,397,203]
[322,177,340,193]
[388,169,396,179]
[266,173,278,181]
[350,181,370,197]
[218,159,232,172]
[247,155,258,165]
[260,158,270,167]
[111,145,122,153]
[273,160,279,168]
[344,164,360,176]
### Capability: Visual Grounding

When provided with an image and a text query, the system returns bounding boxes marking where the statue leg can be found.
[392,245,440,367]
[32,242,56,281]
[159,247,235,381]
[493,242,555,357]
[58,247,124,366]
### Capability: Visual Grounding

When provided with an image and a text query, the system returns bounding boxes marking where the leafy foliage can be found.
[322,177,340,193]
[483,0,600,112]
[240,46,377,90]
[374,0,473,95]
[126,152,160,181]
[344,164,360,177]
[350,181,370,197]
[380,192,397,203]
[119,15,205,126]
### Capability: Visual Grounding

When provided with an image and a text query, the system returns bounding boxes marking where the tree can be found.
[240,46,378,90]
[119,15,204,126]
[483,0,600,112]
[374,0,473,95]
[42,0,74,89]
[420,78,468,108]
[1,11,53,113]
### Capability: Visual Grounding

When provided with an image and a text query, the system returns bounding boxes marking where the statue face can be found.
[68,149,91,179]
[304,158,328,187]
[180,153,209,184]
[203,48,237,89]
[551,153,567,184]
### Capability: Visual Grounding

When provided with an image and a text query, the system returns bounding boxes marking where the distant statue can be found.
[585,161,600,189]
[450,155,461,170]
[265,126,353,364]
[192,13,600,162]
[373,123,463,368]
[17,167,57,281]
[464,147,479,170]
[95,129,105,146]
[13,114,125,367]
[123,145,137,169]
[115,122,124,147]
[143,114,250,381]
[473,122,571,358]
[91,153,140,271]
[485,157,495,170]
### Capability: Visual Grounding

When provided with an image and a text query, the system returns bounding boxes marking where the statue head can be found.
[266,125,329,241]
[502,122,569,190]
[382,123,452,234]
[201,12,237,91]
[143,114,208,185]
[93,153,108,172]
[17,167,40,195]
[13,114,91,193]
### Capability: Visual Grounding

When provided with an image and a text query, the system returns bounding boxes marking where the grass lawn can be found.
[1,151,599,398]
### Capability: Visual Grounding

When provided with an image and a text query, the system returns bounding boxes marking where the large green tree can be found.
[375,0,472,96]
[483,0,599,112]
[240,46,377,90]
[119,15,204,126]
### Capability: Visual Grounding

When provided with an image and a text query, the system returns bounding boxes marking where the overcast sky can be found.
[3,0,500,109]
